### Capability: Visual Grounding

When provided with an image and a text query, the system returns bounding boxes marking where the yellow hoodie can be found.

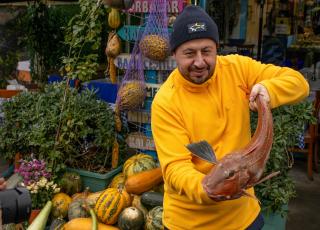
[151,54,309,230]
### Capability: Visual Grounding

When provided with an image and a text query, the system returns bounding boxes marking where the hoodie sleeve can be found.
[151,98,215,204]
[242,56,310,108]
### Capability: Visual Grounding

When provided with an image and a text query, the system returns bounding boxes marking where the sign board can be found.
[127,110,151,123]
[128,0,184,13]
[126,132,155,150]
[146,83,161,98]
[117,25,172,41]
[275,17,291,35]
[115,53,176,70]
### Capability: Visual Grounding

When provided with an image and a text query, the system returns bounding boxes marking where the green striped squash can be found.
[108,173,125,189]
[67,198,90,220]
[123,154,157,179]
[145,206,164,230]
[94,187,129,225]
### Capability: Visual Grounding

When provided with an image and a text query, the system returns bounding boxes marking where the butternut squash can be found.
[62,218,119,230]
[125,167,163,194]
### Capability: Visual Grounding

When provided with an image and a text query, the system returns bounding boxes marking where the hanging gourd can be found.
[111,138,119,169]
[108,57,117,84]
[108,8,121,29]
[105,31,121,58]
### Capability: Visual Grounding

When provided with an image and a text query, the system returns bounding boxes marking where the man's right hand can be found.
[0,177,6,190]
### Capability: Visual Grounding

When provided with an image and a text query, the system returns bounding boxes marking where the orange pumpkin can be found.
[51,193,72,218]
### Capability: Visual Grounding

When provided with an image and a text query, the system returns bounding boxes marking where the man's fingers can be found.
[249,101,257,111]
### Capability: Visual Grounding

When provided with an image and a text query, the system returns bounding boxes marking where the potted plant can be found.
[251,100,315,229]
[0,82,128,191]
[14,157,60,223]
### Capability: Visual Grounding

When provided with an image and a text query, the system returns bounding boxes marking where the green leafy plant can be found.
[0,8,28,87]
[24,0,79,84]
[0,82,127,177]
[62,0,107,81]
[252,100,316,215]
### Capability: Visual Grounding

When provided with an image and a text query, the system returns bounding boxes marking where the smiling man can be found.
[151,4,309,230]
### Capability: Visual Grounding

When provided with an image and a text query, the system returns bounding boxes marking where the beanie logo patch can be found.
[188,22,207,33]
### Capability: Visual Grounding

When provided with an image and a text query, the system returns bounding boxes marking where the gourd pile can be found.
[46,153,164,230]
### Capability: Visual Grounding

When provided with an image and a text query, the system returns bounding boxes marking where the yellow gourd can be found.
[111,139,119,169]
[108,8,121,29]
[51,193,72,218]
[115,105,122,132]
[108,57,117,84]
[62,218,119,230]
[94,188,129,225]
[109,173,125,189]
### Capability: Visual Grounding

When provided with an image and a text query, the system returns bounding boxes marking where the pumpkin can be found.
[50,218,66,230]
[145,206,164,230]
[94,188,129,225]
[118,207,144,230]
[51,193,72,218]
[62,218,119,230]
[123,154,157,178]
[68,198,90,220]
[122,189,132,207]
[108,8,121,29]
[125,167,163,194]
[71,187,90,201]
[86,191,104,207]
[132,195,148,220]
[59,172,82,196]
[109,173,125,189]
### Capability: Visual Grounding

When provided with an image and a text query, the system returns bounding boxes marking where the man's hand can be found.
[249,84,270,111]
[0,177,6,190]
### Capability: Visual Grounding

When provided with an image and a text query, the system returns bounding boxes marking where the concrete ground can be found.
[286,157,320,230]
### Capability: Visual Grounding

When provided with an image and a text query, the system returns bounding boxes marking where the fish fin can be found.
[242,189,261,204]
[250,171,281,187]
[186,141,217,164]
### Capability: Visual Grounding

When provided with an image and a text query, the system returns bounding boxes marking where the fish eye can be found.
[227,170,235,178]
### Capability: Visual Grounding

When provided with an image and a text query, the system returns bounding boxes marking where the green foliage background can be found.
[0,83,128,177]
[252,100,316,215]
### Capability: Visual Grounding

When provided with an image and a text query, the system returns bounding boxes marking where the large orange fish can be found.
[187,95,278,201]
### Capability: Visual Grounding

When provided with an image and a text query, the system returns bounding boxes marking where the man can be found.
[151,5,309,230]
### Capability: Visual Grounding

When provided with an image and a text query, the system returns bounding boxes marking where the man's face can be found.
[173,38,217,84]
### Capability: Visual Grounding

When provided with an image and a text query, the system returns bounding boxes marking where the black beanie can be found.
[170,5,219,52]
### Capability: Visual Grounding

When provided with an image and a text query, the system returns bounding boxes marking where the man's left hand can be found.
[249,84,270,111]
